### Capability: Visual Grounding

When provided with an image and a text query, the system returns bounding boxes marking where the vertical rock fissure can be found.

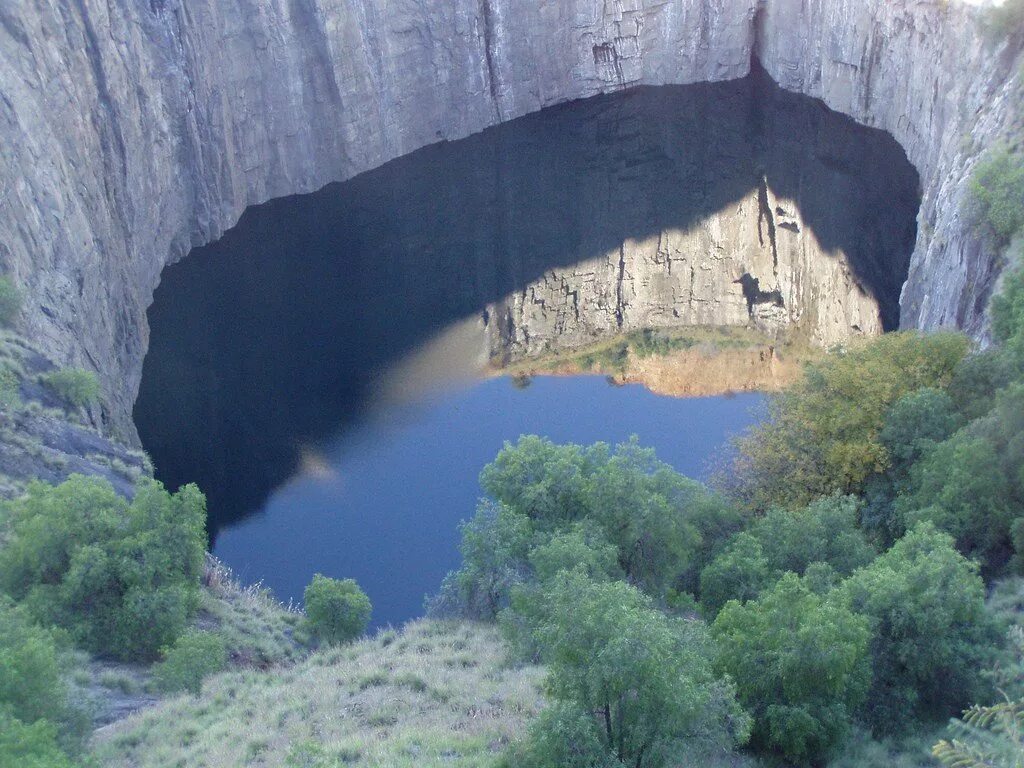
[478,0,502,121]
[615,242,626,329]
[757,175,779,274]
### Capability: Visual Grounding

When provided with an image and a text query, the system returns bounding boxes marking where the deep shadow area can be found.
[135,67,919,538]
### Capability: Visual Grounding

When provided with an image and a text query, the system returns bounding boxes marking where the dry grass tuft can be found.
[94,619,544,768]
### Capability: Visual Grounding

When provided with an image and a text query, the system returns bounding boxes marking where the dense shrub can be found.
[0,475,207,660]
[40,367,100,409]
[839,524,999,731]
[712,573,871,766]
[0,276,21,327]
[509,570,749,768]
[478,436,740,600]
[699,495,875,614]
[698,533,773,616]
[897,433,1014,570]
[0,598,71,728]
[971,148,1024,245]
[303,575,371,646]
[724,332,970,511]
[0,709,75,768]
[428,500,533,620]
[154,630,228,695]
[527,522,621,584]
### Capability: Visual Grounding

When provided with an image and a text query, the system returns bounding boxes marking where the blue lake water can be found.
[212,375,762,627]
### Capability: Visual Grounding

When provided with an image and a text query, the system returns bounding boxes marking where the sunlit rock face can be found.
[133,74,917,521]
[488,71,918,362]
[0,0,1019,440]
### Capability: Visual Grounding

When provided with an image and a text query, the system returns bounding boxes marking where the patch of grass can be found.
[199,557,304,667]
[94,620,544,768]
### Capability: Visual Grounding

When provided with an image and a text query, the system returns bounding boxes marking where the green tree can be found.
[725,332,969,510]
[40,368,100,409]
[517,570,749,768]
[971,148,1024,245]
[839,523,998,731]
[479,436,739,600]
[699,495,875,614]
[480,436,597,529]
[0,475,207,660]
[897,433,1014,571]
[0,598,71,727]
[303,575,371,645]
[0,276,21,327]
[430,500,534,620]
[527,523,621,584]
[712,573,871,765]
[699,533,773,616]
[584,439,705,597]
[154,630,228,695]
[0,709,74,768]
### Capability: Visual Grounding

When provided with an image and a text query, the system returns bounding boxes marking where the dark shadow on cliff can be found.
[134,66,919,538]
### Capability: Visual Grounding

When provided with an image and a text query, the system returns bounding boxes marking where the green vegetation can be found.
[971,147,1024,245]
[985,0,1024,40]
[0,474,206,660]
[723,331,969,511]
[40,367,100,409]
[154,630,228,694]
[0,276,21,328]
[0,598,83,767]
[712,574,871,765]
[0,364,18,409]
[304,574,372,646]
[503,570,748,768]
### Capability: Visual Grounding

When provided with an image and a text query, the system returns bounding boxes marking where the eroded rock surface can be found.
[0,0,1020,440]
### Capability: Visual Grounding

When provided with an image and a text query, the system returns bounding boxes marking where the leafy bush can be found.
[0,709,74,768]
[699,533,773,616]
[0,475,207,660]
[839,523,999,731]
[0,276,21,327]
[479,436,740,599]
[971,148,1024,245]
[0,365,18,409]
[509,570,749,768]
[40,367,100,409]
[154,630,227,695]
[527,522,621,584]
[724,332,969,511]
[0,598,71,727]
[303,575,371,646]
[699,495,876,614]
[897,433,1014,570]
[712,573,871,766]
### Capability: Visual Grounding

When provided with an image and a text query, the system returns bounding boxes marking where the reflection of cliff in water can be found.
[135,66,919,536]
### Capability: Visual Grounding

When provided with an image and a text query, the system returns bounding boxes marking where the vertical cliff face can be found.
[0,0,1019,438]
[756,0,1023,337]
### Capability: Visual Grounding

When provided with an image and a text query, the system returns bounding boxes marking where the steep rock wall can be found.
[0,0,1019,439]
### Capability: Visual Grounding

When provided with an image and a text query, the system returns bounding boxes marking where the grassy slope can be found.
[94,620,544,768]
